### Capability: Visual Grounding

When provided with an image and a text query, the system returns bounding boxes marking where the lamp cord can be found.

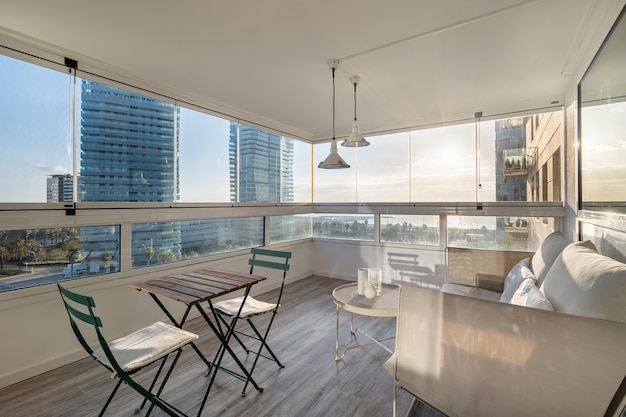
[353,82,357,121]
[332,67,336,141]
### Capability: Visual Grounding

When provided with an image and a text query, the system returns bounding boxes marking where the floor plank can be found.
[0,276,431,417]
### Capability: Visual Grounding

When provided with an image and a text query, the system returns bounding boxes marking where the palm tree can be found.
[144,245,155,266]
[0,246,9,269]
[158,249,176,264]
[10,238,28,270]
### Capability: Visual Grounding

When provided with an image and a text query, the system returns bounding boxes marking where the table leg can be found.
[195,290,263,417]
[335,307,395,361]
[202,303,262,390]
[350,312,356,335]
[335,304,342,361]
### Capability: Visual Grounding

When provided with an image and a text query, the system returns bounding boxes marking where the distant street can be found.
[0,265,65,290]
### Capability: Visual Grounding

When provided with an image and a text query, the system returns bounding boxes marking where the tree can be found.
[0,246,9,269]
[10,238,28,270]
[144,245,155,266]
[158,249,177,264]
[100,251,112,264]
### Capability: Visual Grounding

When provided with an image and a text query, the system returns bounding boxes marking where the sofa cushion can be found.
[540,240,626,323]
[440,283,501,301]
[530,232,571,286]
[510,278,554,311]
[498,257,534,303]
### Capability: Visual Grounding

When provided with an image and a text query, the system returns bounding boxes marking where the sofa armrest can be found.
[391,286,626,417]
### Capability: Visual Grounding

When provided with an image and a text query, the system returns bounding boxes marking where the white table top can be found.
[332,282,399,317]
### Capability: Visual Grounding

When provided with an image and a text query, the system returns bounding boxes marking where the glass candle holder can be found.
[367,267,382,297]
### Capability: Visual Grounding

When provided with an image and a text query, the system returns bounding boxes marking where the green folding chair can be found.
[57,284,198,417]
[213,248,291,396]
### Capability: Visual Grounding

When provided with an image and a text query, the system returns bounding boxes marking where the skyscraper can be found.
[46,174,74,203]
[79,80,180,268]
[79,81,179,203]
[229,123,294,203]
[229,122,296,243]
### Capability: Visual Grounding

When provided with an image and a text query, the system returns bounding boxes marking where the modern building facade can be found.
[229,122,296,243]
[79,81,179,203]
[495,118,529,203]
[46,174,73,203]
[229,123,294,203]
[79,80,181,268]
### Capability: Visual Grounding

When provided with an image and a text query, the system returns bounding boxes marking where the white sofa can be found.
[385,232,626,417]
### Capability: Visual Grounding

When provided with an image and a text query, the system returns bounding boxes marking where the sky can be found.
[580,103,626,202]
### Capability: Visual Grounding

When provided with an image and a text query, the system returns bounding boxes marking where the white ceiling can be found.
[0,0,623,142]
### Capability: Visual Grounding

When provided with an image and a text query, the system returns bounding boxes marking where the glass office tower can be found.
[79,81,179,202]
[79,80,180,268]
[229,123,294,203]
[229,122,295,242]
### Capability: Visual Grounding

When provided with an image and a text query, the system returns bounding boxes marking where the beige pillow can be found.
[540,241,626,323]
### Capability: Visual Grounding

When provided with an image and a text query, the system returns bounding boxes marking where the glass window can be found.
[580,216,626,263]
[410,115,562,204]
[292,139,312,202]
[580,8,626,212]
[380,215,439,246]
[410,124,475,202]
[313,142,357,202]
[312,214,374,241]
[270,214,312,243]
[0,225,120,292]
[131,217,263,268]
[78,79,177,202]
[447,216,534,251]
[490,117,544,203]
[0,55,73,202]
[357,132,410,202]
[477,120,497,202]
[229,123,301,203]
[580,103,626,207]
[178,107,230,201]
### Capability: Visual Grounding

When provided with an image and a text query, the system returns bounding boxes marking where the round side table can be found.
[332,282,399,361]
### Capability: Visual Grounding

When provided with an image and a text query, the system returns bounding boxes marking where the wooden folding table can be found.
[132,268,266,416]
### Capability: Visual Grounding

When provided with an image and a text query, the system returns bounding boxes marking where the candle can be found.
[357,268,368,295]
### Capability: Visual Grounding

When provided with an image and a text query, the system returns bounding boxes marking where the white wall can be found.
[0,241,313,389]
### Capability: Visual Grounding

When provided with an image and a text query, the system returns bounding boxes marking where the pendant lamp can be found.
[319,60,350,169]
[342,75,370,147]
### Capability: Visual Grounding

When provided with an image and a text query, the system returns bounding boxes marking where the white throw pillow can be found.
[530,232,571,286]
[510,278,554,311]
[540,240,626,323]
[498,257,534,303]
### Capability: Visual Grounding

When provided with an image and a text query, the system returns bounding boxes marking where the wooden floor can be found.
[0,276,442,417]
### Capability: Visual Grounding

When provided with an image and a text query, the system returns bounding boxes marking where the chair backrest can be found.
[248,248,291,303]
[57,284,120,374]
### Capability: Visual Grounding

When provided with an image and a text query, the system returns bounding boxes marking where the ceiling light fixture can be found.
[342,75,370,147]
[319,59,350,169]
